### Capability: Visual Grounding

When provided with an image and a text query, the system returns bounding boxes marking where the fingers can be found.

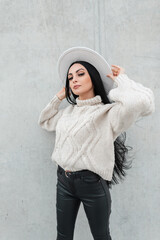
[111,65,123,76]
[107,65,124,81]
[112,69,119,76]
[106,73,115,81]
[111,65,120,71]
[111,65,120,68]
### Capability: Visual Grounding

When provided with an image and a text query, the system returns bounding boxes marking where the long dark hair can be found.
[64,60,133,189]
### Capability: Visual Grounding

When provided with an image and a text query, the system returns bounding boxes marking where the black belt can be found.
[57,165,110,188]
[57,165,98,177]
[57,165,109,195]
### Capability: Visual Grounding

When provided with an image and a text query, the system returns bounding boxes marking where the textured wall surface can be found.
[0,0,159,239]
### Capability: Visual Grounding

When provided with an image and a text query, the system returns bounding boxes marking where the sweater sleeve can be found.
[107,73,155,140]
[38,94,64,132]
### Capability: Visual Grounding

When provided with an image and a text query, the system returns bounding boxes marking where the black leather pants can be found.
[56,165,112,240]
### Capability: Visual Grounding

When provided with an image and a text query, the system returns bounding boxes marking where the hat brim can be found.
[57,46,114,94]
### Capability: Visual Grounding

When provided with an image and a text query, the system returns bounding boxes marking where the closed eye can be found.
[68,73,84,81]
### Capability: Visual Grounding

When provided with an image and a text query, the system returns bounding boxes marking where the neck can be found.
[78,93,95,100]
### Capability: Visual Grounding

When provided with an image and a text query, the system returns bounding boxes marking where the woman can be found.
[38,47,155,240]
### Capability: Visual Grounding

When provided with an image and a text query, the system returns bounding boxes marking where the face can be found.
[68,63,95,99]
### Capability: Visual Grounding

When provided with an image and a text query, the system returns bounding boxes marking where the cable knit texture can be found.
[38,74,155,181]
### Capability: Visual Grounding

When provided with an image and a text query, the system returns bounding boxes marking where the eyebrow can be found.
[68,68,85,76]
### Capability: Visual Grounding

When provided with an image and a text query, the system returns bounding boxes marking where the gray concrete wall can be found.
[0,0,159,239]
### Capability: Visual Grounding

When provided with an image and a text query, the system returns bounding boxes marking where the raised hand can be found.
[56,87,66,100]
[107,65,125,81]
[56,86,71,100]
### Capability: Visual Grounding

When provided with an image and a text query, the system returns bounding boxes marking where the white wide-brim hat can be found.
[57,46,114,95]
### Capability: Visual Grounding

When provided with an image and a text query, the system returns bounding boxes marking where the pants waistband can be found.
[57,165,100,177]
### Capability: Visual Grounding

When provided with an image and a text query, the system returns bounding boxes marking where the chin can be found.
[73,89,81,94]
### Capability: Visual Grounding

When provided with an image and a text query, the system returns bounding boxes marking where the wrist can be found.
[56,94,63,100]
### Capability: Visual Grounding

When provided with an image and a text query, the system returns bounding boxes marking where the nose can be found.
[72,79,78,85]
[72,77,77,82]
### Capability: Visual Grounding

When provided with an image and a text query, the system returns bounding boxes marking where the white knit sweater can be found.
[38,74,155,181]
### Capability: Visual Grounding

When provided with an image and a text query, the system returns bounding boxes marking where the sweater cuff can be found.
[113,73,133,89]
[49,94,63,107]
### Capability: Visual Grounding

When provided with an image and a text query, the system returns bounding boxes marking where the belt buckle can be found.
[65,170,71,178]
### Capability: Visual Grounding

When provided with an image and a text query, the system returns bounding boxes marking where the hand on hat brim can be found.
[107,65,125,81]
